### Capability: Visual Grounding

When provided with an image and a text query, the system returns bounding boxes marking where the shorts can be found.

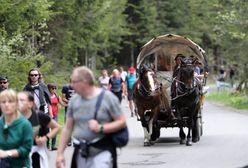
[76,150,113,168]
[127,89,133,101]
[112,91,122,102]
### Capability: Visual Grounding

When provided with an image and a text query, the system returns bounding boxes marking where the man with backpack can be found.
[56,66,126,168]
[23,68,52,117]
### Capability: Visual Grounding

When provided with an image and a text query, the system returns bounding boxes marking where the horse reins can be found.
[137,79,160,97]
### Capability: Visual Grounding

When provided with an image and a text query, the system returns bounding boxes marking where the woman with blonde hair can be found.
[108,69,125,102]
[0,89,33,168]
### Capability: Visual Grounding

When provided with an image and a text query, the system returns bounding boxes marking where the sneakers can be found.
[131,112,134,117]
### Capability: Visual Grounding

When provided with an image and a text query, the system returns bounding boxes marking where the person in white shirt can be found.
[119,67,127,82]
[98,69,110,90]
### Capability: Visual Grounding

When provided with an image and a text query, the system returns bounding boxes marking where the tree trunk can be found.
[131,45,134,66]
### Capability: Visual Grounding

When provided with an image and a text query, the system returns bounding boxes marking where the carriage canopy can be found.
[137,34,207,71]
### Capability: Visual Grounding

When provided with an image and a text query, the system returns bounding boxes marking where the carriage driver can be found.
[171,54,185,98]
[173,54,185,78]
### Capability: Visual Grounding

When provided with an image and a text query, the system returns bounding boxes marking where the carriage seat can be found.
[156,71,172,93]
[156,71,173,106]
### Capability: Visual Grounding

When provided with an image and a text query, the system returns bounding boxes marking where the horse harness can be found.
[171,66,200,101]
[134,72,161,97]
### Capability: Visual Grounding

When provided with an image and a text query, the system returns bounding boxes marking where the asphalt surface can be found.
[48,94,248,168]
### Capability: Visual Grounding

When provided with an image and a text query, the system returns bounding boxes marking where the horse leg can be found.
[151,123,160,142]
[177,108,186,144]
[186,127,192,146]
[141,117,150,146]
[148,118,154,145]
[134,107,140,121]
[179,127,186,144]
[186,118,193,146]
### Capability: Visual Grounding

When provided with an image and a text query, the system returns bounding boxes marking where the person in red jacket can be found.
[47,83,65,150]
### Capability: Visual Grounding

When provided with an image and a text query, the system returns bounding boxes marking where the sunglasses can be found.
[51,87,57,90]
[0,82,7,84]
[29,74,39,77]
[3,124,8,140]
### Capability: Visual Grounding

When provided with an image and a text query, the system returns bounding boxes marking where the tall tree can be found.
[46,0,129,71]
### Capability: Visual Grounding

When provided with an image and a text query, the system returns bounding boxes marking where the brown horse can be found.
[171,58,202,146]
[133,65,170,146]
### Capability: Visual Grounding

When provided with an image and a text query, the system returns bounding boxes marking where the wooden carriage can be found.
[136,34,208,142]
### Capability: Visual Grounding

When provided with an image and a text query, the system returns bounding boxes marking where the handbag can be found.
[94,90,129,148]
[0,158,11,168]
[110,126,129,147]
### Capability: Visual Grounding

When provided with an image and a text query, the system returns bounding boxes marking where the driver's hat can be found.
[174,54,185,60]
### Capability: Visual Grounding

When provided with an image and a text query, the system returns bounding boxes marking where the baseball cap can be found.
[0,76,8,81]
[129,67,135,74]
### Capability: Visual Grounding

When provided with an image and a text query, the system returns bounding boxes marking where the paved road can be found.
[48,98,248,168]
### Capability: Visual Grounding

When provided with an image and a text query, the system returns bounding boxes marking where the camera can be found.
[79,142,89,158]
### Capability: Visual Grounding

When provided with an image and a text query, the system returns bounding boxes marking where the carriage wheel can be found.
[198,108,203,136]
[196,117,201,140]
[193,108,202,142]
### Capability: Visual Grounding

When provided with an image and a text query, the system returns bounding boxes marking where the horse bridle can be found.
[171,66,196,100]
[138,69,160,97]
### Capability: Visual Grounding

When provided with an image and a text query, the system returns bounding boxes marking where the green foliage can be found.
[134,0,159,44]
[0,0,54,34]
[1,0,248,92]
[0,32,53,90]
[46,0,129,71]
[207,91,248,109]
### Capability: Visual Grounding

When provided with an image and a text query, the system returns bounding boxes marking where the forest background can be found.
[0,0,248,90]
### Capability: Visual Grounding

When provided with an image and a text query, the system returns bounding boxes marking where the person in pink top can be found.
[47,83,65,150]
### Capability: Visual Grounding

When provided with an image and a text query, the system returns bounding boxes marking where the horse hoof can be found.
[144,142,151,146]
[186,141,192,146]
[192,137,199,143]
[150,141,155,145]
[180,139,186,144]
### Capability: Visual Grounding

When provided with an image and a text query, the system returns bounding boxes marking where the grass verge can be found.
[54,107,66,147]
[207,90,248,110]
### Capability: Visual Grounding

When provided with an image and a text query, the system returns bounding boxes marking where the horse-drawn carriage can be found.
[133,34,208,146]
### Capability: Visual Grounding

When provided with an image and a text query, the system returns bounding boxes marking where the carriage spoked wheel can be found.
[199,107,203,136]
[192,108,203,143]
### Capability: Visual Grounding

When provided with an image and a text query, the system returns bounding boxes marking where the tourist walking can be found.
[56,66,126,168]
[125,67,137,117]
[98,69,110,89]
[47,83,65,150]
[0,89,33,168]
[0,76,9,116]
[0,76,9,92]
[108,69,125,102]
[23,68,52,117]
[23,68,52,149]
[18,91,60,168]
[61,79,75,146]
